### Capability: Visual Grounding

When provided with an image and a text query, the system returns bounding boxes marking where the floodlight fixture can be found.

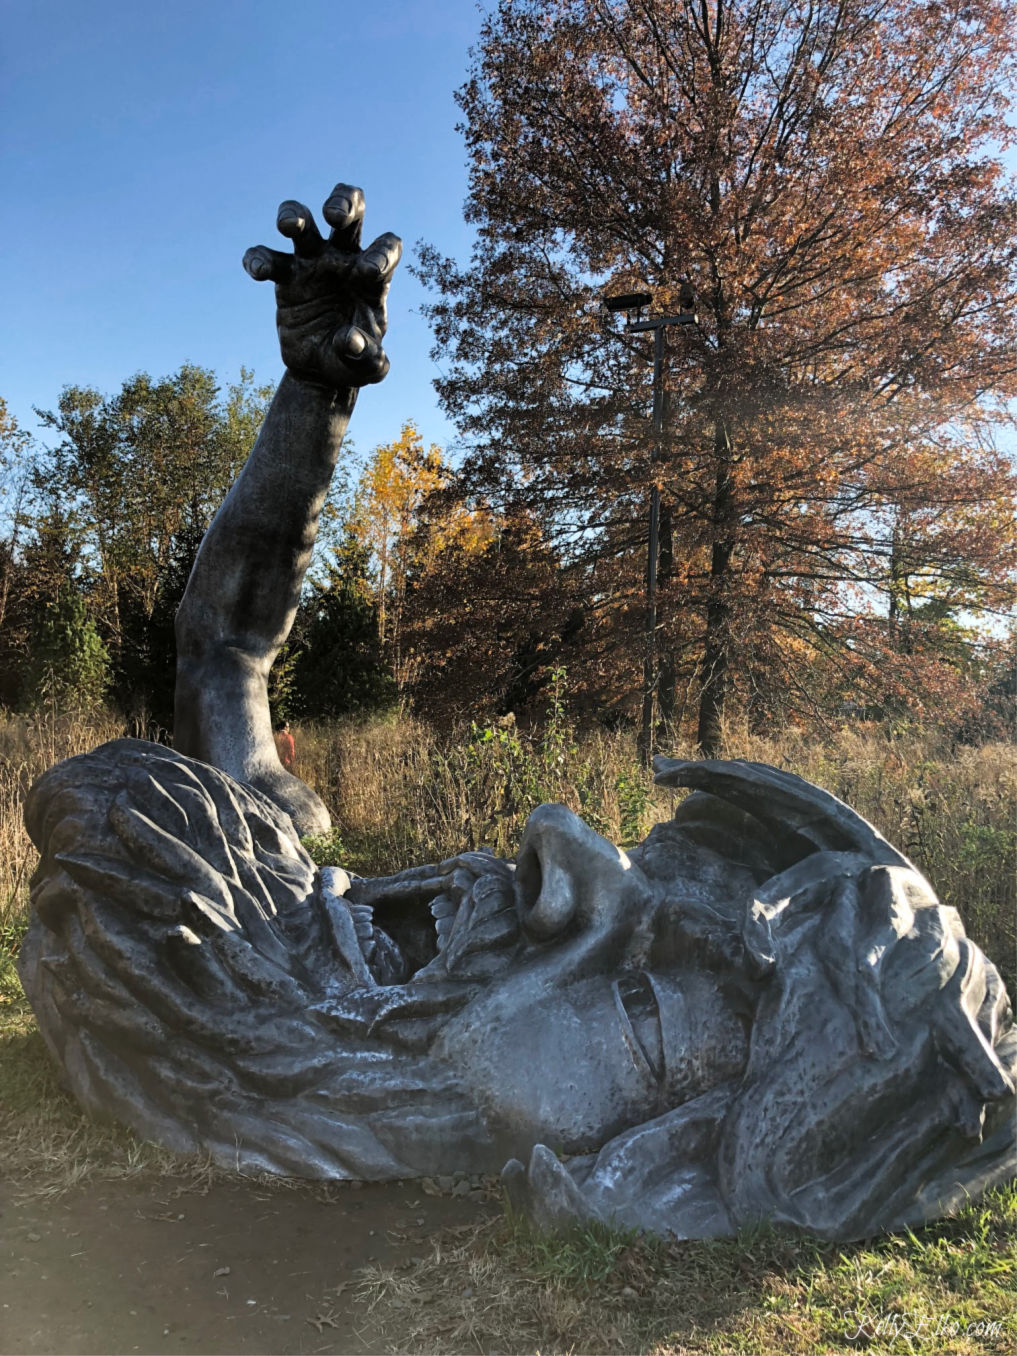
[602,290,653,314]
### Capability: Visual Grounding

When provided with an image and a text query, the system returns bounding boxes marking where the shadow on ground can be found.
[1,1174,494,1355]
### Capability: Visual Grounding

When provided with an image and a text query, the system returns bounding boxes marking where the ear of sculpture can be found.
[932,937,1015,1104]
[652,757,916,871]
[514,803,650,941]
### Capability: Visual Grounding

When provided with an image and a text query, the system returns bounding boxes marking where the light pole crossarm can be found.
[627,314,698,333]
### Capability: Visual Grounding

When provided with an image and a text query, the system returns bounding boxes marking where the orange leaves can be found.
[415,0,1017,737]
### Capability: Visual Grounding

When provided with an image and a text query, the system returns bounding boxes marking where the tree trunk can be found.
[697,421,735,757]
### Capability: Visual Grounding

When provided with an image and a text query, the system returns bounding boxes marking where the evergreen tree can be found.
[289,532,396,719]
[22,585,110,714]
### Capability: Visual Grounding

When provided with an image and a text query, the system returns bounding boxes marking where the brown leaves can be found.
[413,0,1017,737]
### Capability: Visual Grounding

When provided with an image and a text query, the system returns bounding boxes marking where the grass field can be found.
[1,709,1014,1353]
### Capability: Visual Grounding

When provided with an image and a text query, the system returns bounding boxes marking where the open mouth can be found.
[318,858,519,987]
[318,870,442,985]
[352,893,444,984]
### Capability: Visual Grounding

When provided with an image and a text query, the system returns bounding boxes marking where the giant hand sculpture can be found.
[17,181,1016,1241]
[174,186,401,833]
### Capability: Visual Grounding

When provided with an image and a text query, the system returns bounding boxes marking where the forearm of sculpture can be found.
[171,182,401,834]
[177,373,354,666]
[174,374,354,818]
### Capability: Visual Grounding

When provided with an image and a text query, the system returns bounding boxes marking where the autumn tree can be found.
[352,422,494,691]
[350,421,578,719]
[351,422,445,680]
[419,0,1017,749]
[401,502,581,724]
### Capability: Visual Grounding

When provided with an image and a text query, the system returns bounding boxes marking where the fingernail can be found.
[328,195,353,219]
[344,328,366,356]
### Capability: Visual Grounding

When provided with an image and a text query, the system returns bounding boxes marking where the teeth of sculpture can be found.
[430,893,457,953]
[343,897,407,984]
[342,891,460,983]
[348,900,376,959]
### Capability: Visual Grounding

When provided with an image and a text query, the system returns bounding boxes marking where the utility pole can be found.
[602,285,697,765]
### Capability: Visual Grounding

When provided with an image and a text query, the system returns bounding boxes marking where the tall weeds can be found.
[0,709,125,953]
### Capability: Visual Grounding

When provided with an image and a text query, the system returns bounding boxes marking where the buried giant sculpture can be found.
[18,184,1016,1242]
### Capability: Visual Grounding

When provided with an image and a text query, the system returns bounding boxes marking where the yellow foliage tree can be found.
[352,422,493,690]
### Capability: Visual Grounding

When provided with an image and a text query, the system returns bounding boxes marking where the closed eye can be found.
[613,972,665,1083]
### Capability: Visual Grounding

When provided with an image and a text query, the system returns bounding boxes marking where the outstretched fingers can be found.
[353,232,403,296]
[322,183,366,250]
[276,200,325,257]
[243,245,293,285]
[337,233,402,380]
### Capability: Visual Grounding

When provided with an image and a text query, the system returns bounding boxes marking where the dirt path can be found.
[1,1174,496,1355]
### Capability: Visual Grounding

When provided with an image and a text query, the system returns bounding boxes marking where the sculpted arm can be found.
[173,186,401,831]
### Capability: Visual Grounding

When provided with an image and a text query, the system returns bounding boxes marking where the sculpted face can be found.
[426,805,751,1153]
[18,741,1016,1242]
[316,799,753,1156]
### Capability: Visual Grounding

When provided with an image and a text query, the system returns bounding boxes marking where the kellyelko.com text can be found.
[840,1308,1006,1344]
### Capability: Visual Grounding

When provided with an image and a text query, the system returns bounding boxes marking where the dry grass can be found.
[353,1192,1017,1355]
[0,707,126,948]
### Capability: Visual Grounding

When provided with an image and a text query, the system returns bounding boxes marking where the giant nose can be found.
[514,803,648,940]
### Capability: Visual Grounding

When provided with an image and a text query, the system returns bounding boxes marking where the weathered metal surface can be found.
[19,742,1015,1240]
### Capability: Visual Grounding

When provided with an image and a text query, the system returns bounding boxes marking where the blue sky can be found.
[1,0,487,460]
[5,2,1014,472]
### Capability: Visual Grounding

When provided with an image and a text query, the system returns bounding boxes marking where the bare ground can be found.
[1,1173,495,1355]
